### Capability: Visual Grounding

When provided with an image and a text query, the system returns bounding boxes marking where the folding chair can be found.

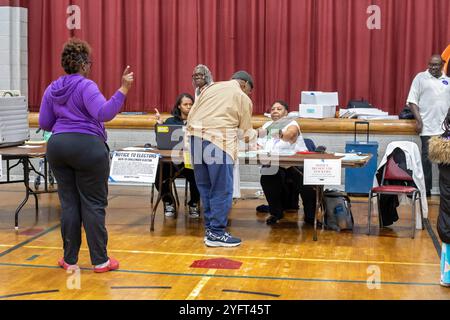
[367,155,424,239]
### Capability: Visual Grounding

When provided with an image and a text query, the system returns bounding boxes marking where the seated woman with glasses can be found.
[153,93,201,218]
[256,101,317,226]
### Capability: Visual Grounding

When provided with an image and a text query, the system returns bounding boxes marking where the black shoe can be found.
[188,204,200,219]
[266,215,281,225]
[256,205,270,213]
[164,202,176,217]
[304,218,322,227]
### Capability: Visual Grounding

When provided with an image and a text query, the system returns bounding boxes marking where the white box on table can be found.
[301,91,339,106]
[299,104,337,119]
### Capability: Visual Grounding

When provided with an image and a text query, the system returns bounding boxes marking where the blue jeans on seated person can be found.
[190,137,234,236]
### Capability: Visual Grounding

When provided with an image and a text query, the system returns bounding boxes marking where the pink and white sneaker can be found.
[94,258,119,273]
[58,258,80,271]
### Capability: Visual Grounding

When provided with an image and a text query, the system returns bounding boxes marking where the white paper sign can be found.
[109,152,160,184]
[303,159,342,186]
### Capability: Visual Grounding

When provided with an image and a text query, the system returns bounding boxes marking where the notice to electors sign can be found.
[109,152,160,184]
[303,159,342,186]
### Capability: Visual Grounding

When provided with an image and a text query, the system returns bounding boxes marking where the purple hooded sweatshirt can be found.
[39,74,126,142]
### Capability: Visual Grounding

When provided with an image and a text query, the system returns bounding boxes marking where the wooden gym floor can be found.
[0,184,448,300]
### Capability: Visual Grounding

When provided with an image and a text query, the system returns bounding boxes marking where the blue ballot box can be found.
[345,122,378,195]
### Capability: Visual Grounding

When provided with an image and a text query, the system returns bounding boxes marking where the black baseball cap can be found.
[231,71,254,89]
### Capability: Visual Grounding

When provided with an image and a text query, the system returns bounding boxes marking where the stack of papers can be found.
[269,150,297,156]
[238,150,297,158]
[339,108,395,120]
[238,151,258,158]
[334,153,370,161]
[122,147,154,151]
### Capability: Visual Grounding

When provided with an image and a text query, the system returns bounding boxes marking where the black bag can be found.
[347,99,373,109]
[323,190,354,231]
[399,105,415,120]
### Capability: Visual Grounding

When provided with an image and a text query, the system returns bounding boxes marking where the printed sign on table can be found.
[303,159,342,186]
[109,152,160,184]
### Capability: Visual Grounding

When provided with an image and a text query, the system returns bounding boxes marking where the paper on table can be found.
[122,147,154,151]
[271,150,296,156]
[238,151,258,158]
[334,153,369,161]
[26,140,46,145]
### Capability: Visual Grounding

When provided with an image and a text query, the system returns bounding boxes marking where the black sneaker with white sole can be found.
[189,205,200,219]
[205,232,241,247]
[164,203,175,218]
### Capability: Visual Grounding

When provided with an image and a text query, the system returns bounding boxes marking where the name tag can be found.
[157,126,170,133]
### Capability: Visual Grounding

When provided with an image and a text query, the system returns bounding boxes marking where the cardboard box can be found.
[301,91,339,106]
[299,104,337,119]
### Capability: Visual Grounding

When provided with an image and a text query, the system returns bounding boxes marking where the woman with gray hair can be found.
[192,64,214,98]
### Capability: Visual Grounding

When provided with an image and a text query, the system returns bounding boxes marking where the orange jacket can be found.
[443,44,450,75]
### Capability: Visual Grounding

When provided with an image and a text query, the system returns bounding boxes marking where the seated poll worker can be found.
[153,93,201,218]
[257,101,317,225]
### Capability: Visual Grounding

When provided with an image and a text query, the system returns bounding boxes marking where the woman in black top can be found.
[155,93,200,218]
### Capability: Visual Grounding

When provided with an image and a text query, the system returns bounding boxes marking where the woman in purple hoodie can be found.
[39,38,134,273]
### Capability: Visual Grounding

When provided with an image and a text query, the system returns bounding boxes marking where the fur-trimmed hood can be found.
[429,136,450,164]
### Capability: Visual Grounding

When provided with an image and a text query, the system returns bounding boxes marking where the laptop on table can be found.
[155,124,185,150]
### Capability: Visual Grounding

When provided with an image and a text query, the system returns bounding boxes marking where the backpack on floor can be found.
[323,190,354,231]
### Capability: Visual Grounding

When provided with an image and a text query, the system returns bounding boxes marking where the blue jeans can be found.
[190,137,234,235]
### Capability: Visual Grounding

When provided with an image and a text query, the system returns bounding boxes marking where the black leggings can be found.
[47,133,110,266]
[155,162,200,207]
[260,167,316,220]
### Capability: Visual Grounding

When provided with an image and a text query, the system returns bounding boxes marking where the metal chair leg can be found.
[168,191,178,219]
[172,180,180,208]
[150,183,155,210]
[368,191,373,235]
[185,179,188,209]
[411,192,417,239]
[417,191,425,230]
[377,194,383,228]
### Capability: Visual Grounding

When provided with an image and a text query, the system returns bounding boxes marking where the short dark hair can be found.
[61,38,91,75]
[172,93,195,120]
[272,100,289,112]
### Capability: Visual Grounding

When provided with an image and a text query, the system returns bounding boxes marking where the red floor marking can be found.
[190,258,243,270]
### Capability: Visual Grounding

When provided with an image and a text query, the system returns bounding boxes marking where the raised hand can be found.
[153,108,163,124]
[120,66,134,95]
